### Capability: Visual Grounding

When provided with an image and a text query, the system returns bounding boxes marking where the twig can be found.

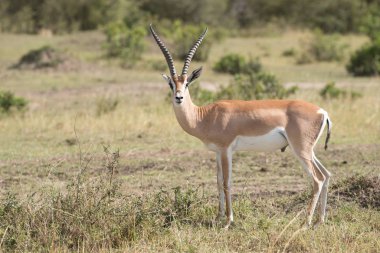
[273,209,304,246]
[282,226,307,253]
[0,226,9,248]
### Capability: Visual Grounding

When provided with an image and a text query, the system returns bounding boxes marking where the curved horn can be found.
[181,28,208,76]
[149,24,177,77]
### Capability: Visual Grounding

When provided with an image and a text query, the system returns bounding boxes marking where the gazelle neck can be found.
[172,92,201,136]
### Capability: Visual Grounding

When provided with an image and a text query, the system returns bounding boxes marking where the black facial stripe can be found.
[168,81,174,90]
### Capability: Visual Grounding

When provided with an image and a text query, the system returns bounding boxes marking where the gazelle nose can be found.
[175,91,183,100]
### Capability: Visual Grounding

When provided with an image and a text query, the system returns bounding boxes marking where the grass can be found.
[0,29,379,252]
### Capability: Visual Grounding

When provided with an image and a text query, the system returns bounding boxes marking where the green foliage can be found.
[213,54,246,75]
[14,46,63,69]
[228,0,366,33]
[104,22,146,68]
[217,72,298,100]
[346,41,380,76]
[0,0,127,33]
[359,4,380,42]
[297,31,347,64]
[213,55,295,100]
[165,21,217,62]
[189,82,215,105]
[96,96,119,116]
[319,82,362,100]
[296,0,364,34]
[140,0,229,27]
[0,0,378,34]
[213,54,262,75]
[0,91,27,114]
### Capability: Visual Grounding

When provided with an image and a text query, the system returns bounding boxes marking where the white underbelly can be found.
[232,128,288,152]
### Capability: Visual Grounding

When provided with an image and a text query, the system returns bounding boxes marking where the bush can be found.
[189,82,215,105]
[319,82,362,100]
[213,54,246,75]
[104,22,146,68]
[282,48,296,57]
[216,72,298,100]
[297,31,347,64]
[165,21,218,62]
[359,6,380,42]
[346,42,380,76]
[213,54,262,75]
[0,91,27,114]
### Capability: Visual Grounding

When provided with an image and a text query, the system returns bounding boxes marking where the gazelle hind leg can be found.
[313,154,331,224]
[296,155,326,226]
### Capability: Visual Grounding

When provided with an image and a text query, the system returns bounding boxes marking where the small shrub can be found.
[104,22,146,68]
[189,82,215,105]
[214,54,262,75]
[282,48,296,57]
[13,46,63,69]
[216,72,298,100]
[297,30,347,64]
[213,54,247,75]
[0,91,27,113]
[245,57,263,74]
[96,96,119,116]
[166,21,216,62]
[346,42,380,76]
[320,82,362,100]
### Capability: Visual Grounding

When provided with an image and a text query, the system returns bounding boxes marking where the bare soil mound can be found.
[331,175,380,209]
[12,46,88,71]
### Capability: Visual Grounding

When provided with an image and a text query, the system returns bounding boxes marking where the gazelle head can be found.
[150,24,207,105]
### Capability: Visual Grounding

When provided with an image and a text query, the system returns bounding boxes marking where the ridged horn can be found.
[181,28,208,76]
[149,24,177,77]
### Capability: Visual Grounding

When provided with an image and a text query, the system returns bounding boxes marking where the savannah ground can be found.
[0,30,379,252]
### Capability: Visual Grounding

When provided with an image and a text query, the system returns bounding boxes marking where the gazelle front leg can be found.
[220,147,233,228]
[216,153,225,221]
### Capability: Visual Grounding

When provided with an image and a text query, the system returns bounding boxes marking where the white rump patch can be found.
[232,127,288,152]
[317,108,327,115]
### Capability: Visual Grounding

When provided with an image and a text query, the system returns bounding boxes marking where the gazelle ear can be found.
[187,67,203,86]
[162,74,174,90]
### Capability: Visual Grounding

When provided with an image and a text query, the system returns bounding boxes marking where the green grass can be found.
[0,30,379,252]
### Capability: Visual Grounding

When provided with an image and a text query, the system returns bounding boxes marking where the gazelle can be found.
[150,25,332,228]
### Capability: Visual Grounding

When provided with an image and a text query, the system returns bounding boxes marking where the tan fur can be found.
[173,88,323,149]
